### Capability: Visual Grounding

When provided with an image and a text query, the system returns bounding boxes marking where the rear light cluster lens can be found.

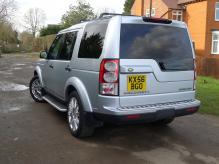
[104,61,117,72]
[99,59,119,96]
[103,72,118,83]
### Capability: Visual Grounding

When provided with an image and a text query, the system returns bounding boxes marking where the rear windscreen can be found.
[120,24,194,71]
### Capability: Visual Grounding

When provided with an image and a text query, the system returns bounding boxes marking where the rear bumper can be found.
[93,107,199,124]
[93,99,200,124]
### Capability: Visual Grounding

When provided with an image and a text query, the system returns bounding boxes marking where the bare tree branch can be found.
[0,0,16,23]
[23,8,46,37]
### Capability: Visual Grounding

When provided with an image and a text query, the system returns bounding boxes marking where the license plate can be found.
[127,75,147,92]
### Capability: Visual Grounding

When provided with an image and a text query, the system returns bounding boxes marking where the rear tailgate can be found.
[119,22,195,107]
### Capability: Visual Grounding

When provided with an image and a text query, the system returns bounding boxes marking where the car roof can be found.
[58,15,187,35]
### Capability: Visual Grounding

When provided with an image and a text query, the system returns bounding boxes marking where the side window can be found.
[47,34,65,60]
[146,8,156,17]
[212,31,219,54]
[216,2,219,21]
[78,21,109,58]
[57,31,78,60]
[172,10,183,21]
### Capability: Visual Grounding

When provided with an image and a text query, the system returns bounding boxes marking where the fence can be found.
[196,56,219,79]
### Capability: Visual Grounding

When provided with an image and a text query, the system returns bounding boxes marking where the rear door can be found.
[50,31,78,99]
[119,23,195,106]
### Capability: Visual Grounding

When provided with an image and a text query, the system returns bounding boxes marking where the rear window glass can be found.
[120,24,194,71]
[78,21,109,59]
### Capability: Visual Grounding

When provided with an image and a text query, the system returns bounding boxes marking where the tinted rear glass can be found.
[78,21,109,58]
[120,24,194,71]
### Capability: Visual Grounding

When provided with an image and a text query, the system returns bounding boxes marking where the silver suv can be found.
[29,13,200,138]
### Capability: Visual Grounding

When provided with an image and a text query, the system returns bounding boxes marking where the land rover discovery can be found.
[29,13,200,138]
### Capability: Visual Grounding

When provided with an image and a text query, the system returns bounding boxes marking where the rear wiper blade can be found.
[158,62,187,71]
[158,62,166,70]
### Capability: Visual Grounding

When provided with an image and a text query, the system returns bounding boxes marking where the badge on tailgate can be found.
[127,75,147,92]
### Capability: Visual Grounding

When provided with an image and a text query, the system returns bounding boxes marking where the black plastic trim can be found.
[92,107,199,124]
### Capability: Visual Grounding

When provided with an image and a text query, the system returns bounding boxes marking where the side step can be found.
[43,95,67,112]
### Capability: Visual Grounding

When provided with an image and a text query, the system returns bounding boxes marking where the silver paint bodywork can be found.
[35,16,200,115]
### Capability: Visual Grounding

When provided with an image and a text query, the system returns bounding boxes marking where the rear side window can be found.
[57,31,78,60]
[78,21,109,58]
[120,24,194,71]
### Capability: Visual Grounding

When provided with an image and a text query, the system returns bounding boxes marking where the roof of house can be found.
[132,0,206,9]
[178,0,206,5]
[163,0,206,6]
[162,0,179,8]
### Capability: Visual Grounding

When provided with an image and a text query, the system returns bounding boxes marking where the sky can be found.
[15,0,126,31]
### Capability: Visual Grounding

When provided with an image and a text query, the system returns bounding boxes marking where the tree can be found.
[0,0,16,23]
[40,24,63,37]
[23,8,46,37]
[61,0,96,28]
[19,31,33,46]
[0,22,18,44]
[123,0,135,15]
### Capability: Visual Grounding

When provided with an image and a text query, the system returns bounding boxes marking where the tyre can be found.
[29,76,45,103]
[154,118,174,125]
[67,91,94,138]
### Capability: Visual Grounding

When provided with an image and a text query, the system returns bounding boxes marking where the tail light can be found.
[99,59,119,96]
[193,59,197,90]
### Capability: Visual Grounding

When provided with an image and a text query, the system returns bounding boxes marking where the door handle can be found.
[49,64,54,69]
[65,66,71,72]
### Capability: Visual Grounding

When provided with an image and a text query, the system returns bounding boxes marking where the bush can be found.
[1,44,32,53]
[0,34,56,54]
[40,25,63,37]
[32,34,56,52]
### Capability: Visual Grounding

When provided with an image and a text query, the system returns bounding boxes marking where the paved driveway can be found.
[0,54,219,164]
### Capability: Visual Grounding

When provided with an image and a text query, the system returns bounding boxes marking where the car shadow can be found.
[85,122,181,152]
[48,106,184,152]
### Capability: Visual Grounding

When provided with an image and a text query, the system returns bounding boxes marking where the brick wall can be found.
[131,0,169,18]
[183,1,208,75]
[198,0,219,78]
[131,0,143,15]
[143,0,169,18]
[205,0,219,58]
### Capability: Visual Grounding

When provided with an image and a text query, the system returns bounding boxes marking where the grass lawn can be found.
[196,76,219,116]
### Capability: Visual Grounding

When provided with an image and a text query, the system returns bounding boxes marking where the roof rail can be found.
[99,13,137,19]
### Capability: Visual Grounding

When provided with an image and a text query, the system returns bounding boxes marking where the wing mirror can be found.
[40,51,47,59]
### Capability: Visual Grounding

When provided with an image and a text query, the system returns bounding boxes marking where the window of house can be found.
[172,10,183,21]
[215,2,219,21]
[212,31,219,54]
[146,8,155,17]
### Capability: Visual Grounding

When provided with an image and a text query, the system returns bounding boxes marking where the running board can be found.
[43,95,67,112]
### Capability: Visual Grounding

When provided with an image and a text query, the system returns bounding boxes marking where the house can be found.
[131,0,219,78]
